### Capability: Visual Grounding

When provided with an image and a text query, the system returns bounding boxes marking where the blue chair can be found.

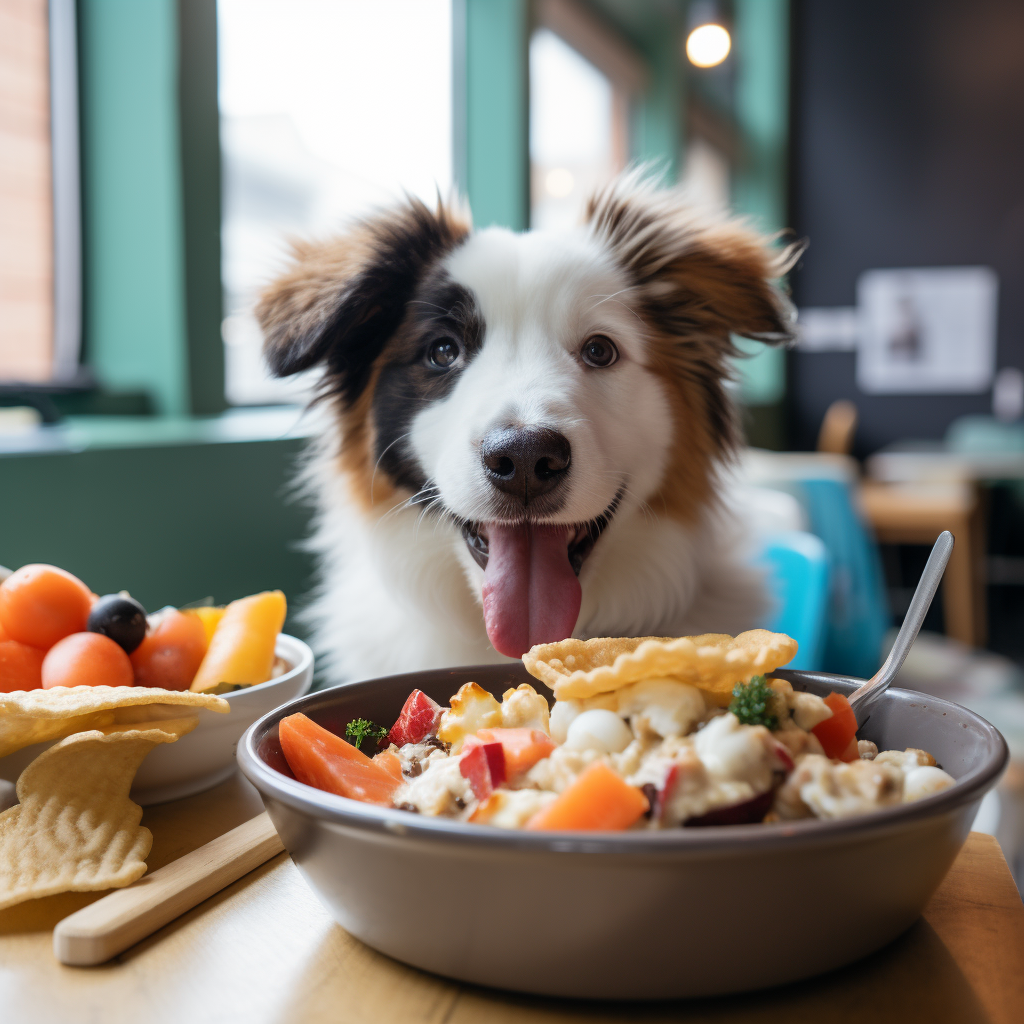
[758,530,830,670]
[796,478,890,680]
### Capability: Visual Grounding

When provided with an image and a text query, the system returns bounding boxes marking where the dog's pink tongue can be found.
[481,523,581,658]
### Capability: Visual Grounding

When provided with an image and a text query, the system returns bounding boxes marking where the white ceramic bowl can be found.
[0,634,313,805]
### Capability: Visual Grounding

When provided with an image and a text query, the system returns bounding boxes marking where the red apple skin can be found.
[684,789,775,827]
[459,741,506,800]
[387,689,444,747]
[771,741,795,772]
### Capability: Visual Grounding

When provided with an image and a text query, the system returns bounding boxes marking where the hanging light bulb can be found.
[685,1,731,69]
[686,23,731,68]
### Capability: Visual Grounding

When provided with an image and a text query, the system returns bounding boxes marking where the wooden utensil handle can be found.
[53,811,285,966]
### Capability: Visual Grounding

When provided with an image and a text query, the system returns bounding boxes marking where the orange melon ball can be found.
[130,610,207,691]
[0,564,92,650]
[0,640,46,692]
[42,632,134,688]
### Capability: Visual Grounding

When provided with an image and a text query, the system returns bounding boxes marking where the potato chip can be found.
[0,686,229,758]
[523,630,798,700]
[0,719,195,910]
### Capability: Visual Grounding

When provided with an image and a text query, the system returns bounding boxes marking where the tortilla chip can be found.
[0,719,196,910]
[523,630,798,700]
[0,686,229,758]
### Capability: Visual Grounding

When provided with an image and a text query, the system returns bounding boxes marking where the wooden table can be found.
[2,774,1024,1024]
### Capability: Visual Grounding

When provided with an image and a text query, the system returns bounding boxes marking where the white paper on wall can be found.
[855,267,998,395]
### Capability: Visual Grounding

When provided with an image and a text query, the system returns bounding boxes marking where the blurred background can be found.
[2,0,1024,880]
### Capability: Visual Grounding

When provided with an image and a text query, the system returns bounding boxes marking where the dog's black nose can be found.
[480,427,571,504]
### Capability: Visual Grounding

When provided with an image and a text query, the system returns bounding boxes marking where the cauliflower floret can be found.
[875,747,937,773]
[393,756,474,817]
[693,713,777,792]
[774,725,825,759]
[471,789,558,828]
[903,765,955,802]
[789,691,833,731]
[437,682,501,752]
[501,683,550,733]
[617,678,706,739]
[775,754,903,819]
[523,745,598,793]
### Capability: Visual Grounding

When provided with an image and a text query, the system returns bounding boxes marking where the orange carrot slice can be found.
[279,713,400,805]
[526,761,648,831]
[372,749,404,781]
[190,590,286,693]
[812,692,859,759]
[466,728,556,778]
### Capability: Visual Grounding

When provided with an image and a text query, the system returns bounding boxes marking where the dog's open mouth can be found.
[461,488,623,659]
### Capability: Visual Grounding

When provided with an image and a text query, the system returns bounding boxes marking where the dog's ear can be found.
[256,197,471,403]
[584,176,800,347]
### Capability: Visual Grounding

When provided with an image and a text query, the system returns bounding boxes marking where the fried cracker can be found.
[0,686,229,758]
[0,719,196,910]
[523,630,798,700]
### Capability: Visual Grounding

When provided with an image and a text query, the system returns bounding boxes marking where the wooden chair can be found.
[815,400,988,648]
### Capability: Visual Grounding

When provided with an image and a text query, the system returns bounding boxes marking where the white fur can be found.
[300,225,766,684]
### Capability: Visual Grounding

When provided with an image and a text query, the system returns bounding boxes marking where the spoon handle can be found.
[849,530,954,721]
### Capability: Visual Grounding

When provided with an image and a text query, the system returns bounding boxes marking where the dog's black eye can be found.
[580,335,619,368]
[427,338,460,369]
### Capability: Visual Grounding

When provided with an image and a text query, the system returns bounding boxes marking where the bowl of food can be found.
[237,632,1007,1000]
[0,563,313,805]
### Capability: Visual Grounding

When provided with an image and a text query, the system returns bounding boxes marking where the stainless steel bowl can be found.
[237,665,1007,999]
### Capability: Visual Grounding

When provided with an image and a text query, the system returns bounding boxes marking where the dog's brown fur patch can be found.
[256,198,472,510]
[584,178,799,523]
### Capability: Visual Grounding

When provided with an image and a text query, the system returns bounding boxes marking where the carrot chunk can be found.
[812,692,859,760]
[372,749,404,781]
[279,713,401,805]
[466,727,556,778]
[526,761,649,831]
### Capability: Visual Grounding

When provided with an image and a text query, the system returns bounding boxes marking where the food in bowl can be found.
[275,630,955,830]
[0,563,287,694]
[0,562,308,909]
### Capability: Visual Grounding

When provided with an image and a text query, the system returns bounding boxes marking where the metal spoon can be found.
[848,530,954,725]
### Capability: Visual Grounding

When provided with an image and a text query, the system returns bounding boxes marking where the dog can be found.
[257,174,798,684]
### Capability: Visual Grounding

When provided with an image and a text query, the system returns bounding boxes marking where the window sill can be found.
[0,406,314,457]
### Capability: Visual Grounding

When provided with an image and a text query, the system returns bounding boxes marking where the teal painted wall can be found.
[0,437,315,638]
[78,0,189,414]
[631,16,684,181]
[731,0,791,407]
[463,0,529,230]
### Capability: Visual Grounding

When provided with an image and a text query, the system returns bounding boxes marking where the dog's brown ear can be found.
[584,176,800,347]
[256,197,471,403]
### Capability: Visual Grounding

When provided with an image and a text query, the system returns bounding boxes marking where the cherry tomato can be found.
[0,640,45,692]
[42,632,134,688]
[130,610,207,690]
[0,564,93,650]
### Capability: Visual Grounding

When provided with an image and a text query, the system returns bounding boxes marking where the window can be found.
[0,0,80,386]
[218,0,453,405]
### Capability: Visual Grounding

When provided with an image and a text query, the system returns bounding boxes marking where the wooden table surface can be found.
[2,773,1023,1024]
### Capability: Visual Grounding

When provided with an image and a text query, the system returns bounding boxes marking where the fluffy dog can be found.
[257,175,797,683]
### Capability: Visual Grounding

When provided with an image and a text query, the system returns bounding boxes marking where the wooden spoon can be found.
[53,811,283,966]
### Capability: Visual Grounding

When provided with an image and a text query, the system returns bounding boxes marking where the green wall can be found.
[78,0,189,415]
[731,0,791,410]
[461,0,530,230]
[0,434,315,638]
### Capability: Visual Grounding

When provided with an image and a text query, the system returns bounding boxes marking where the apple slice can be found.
[460,741,506,800]
[386,689,444,747]
[684,789,775,827]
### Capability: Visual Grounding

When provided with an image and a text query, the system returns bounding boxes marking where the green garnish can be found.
[345,717,388,752]
[728,676,778,729]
